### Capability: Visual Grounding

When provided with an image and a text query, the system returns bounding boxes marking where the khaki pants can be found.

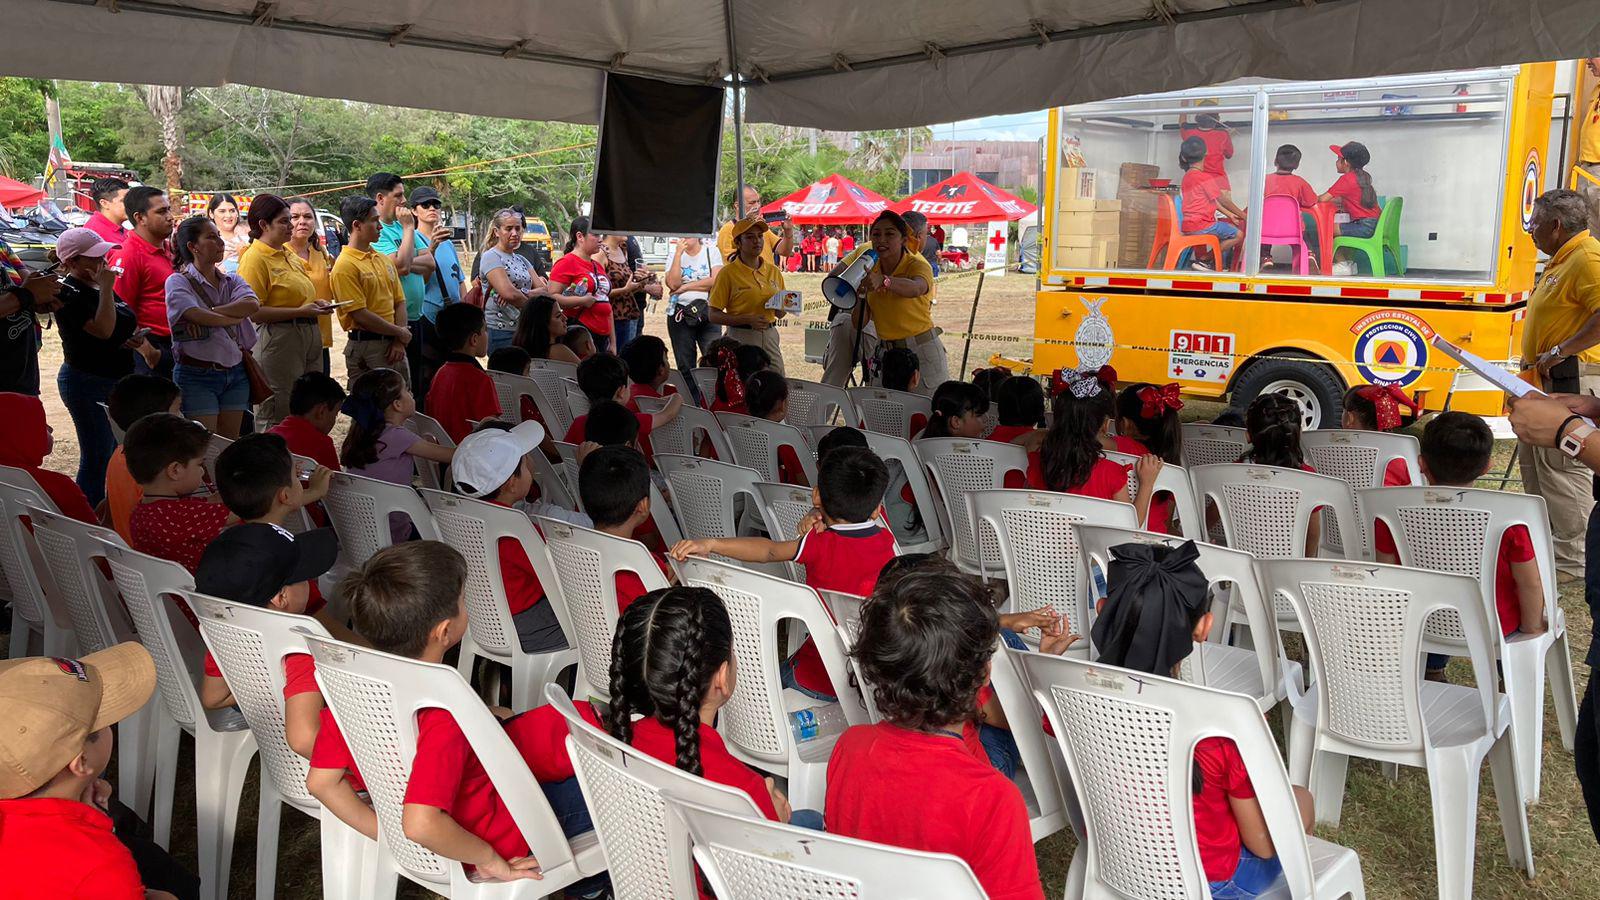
[1579,162,1600,236]
[344,338,409,390]
[1520,370,1600,576]
[726,325,784,375]
[253,319,322,426]
[822,309,877,388]
[874,329,949,396]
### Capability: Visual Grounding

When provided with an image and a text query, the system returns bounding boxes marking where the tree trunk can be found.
[140,86,187,197]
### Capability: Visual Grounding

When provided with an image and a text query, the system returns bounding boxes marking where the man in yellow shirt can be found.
[331,196,410,388]
[709,212,788,373]
[1521,189,1600,578]
[861,210,947,393]
[1577,58,1600,234]
[716,185,794,264]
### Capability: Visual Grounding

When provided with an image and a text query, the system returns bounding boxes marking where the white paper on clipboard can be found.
[1429,336,1542,399]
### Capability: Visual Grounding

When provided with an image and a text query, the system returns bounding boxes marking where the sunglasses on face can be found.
[416,201,442,210]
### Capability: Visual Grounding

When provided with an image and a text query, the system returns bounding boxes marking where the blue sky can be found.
[932,111,1049,143]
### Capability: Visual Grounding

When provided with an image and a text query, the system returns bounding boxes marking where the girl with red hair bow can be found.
[1342,383,1421,485]
[1114,383,1185,533]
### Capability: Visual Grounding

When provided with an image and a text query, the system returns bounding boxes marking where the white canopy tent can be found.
[6,0,1599,130]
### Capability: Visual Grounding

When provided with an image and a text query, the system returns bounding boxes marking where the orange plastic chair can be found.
[1147,193,1223,271]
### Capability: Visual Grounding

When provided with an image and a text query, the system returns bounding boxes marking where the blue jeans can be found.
[789,808,825,830]
[174,362,251,416]
[1196,222,1240,240]
[1339,217,1379,238]
[56,363,119,506]
[613,317,642,352]
[979,724,1021,779]
[541,777,610,896]
[488,328,516,353]
[666,312,721,382]
[1209,845,1284,898]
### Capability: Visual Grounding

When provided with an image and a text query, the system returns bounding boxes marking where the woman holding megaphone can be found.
[859,210,948,393]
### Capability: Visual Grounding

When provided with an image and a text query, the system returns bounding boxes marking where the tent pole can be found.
[723,0,747,217]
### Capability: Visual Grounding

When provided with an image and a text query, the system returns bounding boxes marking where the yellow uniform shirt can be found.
[1582,87,1600,165]
[237,240,316,311]
[1523,230,1600,364]
[865,250,937,341]
[293,245,336,348]
[709,255,785,325]
[332,246,405,333]
[716,220,782,263]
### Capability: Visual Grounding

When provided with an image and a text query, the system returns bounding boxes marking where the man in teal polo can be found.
[369,172,436,405]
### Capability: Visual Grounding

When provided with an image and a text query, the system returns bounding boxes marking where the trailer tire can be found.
[1230,356,1344,430]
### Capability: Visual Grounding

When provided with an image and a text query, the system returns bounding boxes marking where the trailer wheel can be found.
[1230,356,1344,430]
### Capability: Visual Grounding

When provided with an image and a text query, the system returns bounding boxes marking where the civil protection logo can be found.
[1351,309,1433,388]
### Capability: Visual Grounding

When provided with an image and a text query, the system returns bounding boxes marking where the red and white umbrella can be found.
[760,173,889,225]
[891,171,1036,224]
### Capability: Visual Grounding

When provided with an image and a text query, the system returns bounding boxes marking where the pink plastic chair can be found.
[1260,194,1310,274]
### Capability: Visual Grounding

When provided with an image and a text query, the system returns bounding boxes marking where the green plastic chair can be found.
[1332,196,1404,277]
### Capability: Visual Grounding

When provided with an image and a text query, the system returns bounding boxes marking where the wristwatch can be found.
[1560,419,1596,459]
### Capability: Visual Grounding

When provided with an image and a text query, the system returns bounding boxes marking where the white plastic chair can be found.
[753,482,818,583]
[486,369,543,425]
[1075,523,1303,715]
[1261,559,1532,899]
[849,386,932,441]
[548,685,764,899]
[201,432,233,484]
[553,441,585,512]
[98,541,256,900]
[0,467,72,658]
[915,439,1028,579]
[675,796,990,899]
[528,447,579,511]
[717,411,819,486]
[861,430,945,555]
[637,395,734,461]
[655,454,773,555]
[27,507,157,819]
[563,377,590,420]
[1017,651,1368,900]
[986,642,1080,845]
[1103,450,1205,539]
[786,378,859,428]
[969,489,1137,637]
[673,556,870,812]
[1180,422,1249,469]
[419,489,578,710]
[187,593,374,900]
[536,516,670,703]
[304,636,605,899]
[1299,429,1420,557]
[523,361,578,439]
[322,470,437,572]
[401,412,456,491]
[1361,485,1578,804]
[664,369,699,406]
[690,365,719,407]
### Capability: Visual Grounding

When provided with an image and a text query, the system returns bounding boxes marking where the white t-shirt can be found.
[668,244,723,311]
[826,237,841,256]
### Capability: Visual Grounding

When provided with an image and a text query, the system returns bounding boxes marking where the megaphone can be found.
[821,249,878,310]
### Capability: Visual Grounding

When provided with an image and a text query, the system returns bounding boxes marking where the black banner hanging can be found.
[590,73,723,237]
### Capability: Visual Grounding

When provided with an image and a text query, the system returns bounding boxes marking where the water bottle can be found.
[788,704,848,743]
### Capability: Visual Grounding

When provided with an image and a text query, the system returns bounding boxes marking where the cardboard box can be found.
[1060,167,1096,200]
[1057,210,1121,235]
[1053,236,1118,270]
[1056,198,1121,213]
[1117,162,1162,198]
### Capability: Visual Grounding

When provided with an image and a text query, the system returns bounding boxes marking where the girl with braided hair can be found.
[1237,392,1321,554]
[605,586,817,828]
[1027,368,1162,523]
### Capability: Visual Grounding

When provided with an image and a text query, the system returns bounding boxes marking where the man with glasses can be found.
[409,186,460,402]
[369,173,437,404]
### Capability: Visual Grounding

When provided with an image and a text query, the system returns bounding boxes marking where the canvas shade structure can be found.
[0,177,45,211]
[892,172,1038,224]
[760,174,889,225]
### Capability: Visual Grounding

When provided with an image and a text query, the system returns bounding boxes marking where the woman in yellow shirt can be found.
[288,198,336,375]
[709,212,788,373]
[862,210,948,392]
[238,193,335,425]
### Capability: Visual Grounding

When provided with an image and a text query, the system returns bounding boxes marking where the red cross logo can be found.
[988,229,1005,251]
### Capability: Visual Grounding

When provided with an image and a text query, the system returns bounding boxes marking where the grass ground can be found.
[19,268,1598,898]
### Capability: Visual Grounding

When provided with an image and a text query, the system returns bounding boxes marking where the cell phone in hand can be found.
[762,210,788,225]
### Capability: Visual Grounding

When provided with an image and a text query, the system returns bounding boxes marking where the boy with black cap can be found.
[0,643,185,900]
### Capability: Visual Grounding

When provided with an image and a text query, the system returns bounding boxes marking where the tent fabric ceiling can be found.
[6,0,1600,130]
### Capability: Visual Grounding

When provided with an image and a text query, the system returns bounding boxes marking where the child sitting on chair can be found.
[916,380,988,441]
[564,353,681,464]
[1236,392,1319,554]
[1114,382,1184,534]
[426,303,500,443]
[987,375,1045,445]
[125,413,230,576]
[1341,384,1421,485]
[579,446,671,612]
[105,375,184,541]
[743,370,809,486]
[340,368,456,543]
[1027,369,1161,524]
[879,347,921,394]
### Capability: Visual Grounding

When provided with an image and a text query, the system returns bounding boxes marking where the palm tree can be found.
[136,85,189,194]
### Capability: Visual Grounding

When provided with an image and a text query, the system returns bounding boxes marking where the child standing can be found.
[104,375,184,541]
[1027,371,1161,523]
[826,568,1044,900]
[579,446,671,613]
[1341,384,1421,485]
[426,303,501,443]
[340,367,455,542]
[1320,142,1382,276]
[0,392,98,524]
[1115,382,1184,533]
[125,413,230,574]
[1179,137,1245,271]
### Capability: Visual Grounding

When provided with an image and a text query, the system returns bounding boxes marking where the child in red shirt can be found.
[105,375,184,542]
[743,370,809,485]
[1027,370,1160,524]
[302,542,609,895]
[268,371,345,472]
[426,303,501,443]
[1341,383,1422,486]
[621,334,679,409]
[825,567,1043,900]
[1114,382,1184,534]
[918,379,988,442]
[705,342,770,416]
[1237,393,1322,555]
[579,446,671,613]
[0,393,98,524]
[125,413,232,576]
[989,374,1044,445]
[1321,141,1382,273]
[1178,137,1244,271]
[563,353,680,464]
[1373,412,1545,680]
[1092,539,1315,896]
[1180,108,1234,186]
[1261,144,1322,270]
[671,445,896,700]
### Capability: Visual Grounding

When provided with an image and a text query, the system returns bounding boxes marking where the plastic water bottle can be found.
[788,704,847,743]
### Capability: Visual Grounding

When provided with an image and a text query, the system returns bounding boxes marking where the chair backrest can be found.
[1259,193,1307,242]
[676,797,989,899]
[861,430,946,552]
[785,378,858,428]
[528,446,579,511]
[816,589,882,721]
[674,556,869,769]
[537,517,669,702]
[1257,559,1497,762]
[522,362,577,438]
[1190,463,1363,561]
[101,401,125,443]
[638,396,734,461]
[716,411,819,486]
[0,468,63,634]
[1103,450,1205,539]
[969,489,1137,633]
[564,378,590,419]
[322,471,437,570]
[419,489,571,659]
[553,441,585,511]
[1360,485,1556,646]
[754,481,816,582]
[98,541,204,730]
[547,686,762,899]
[527,357,579,380]
[664,370,699,406]
[401,412,456,491]
[848,387,932,441]
[1379,195,1404,244]
[1179,423,1249,470]
[690,366,719,406]
[189,593,325,810]
[1017,652,1321,899]
[1302,429,1421,557]
[655,455,769,546]
[26,507,133,656]
[486,369,540,425]
[915,438,1028,574]
[305,636,578,891]
[987,644,1074,837]
[201,433,233,484]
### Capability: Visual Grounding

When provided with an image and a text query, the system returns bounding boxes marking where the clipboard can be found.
[1429,336,1541,400]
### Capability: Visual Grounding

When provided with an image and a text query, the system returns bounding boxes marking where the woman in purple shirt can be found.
[164,216,261,438]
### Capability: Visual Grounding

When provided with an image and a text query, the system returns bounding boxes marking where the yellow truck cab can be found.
[522,217,553,266]
[1034,63,1559,427]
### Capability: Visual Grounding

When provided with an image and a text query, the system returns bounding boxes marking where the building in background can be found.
[901,141,1039,196]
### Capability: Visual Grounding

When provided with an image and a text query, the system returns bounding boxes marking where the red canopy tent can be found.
[0,176,45,211]
[760,173,888,225]
[891,171,1036,224]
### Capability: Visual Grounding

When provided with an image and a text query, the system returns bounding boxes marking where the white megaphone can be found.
[821,249,877,310]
